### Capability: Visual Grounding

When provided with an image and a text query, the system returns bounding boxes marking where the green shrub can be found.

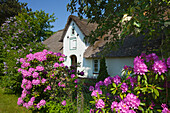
[97,57,109,82]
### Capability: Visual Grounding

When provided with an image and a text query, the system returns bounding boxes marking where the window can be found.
[70,37,77,50]
[93,59,100,73]
[71,26,75,35]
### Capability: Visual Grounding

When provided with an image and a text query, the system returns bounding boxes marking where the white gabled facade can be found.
[63,20,90,77]
[63,20,135,78]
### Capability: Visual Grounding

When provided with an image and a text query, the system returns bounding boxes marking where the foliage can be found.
[0,0,27,25]
[67,0,170,58]
[16,9,56,41]
[0,16,46,94]
[88,53,170,112]
[17,50,80,112]
[97,57,109,82]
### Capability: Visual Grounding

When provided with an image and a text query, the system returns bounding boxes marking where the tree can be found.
[0,9,56,93]
[16,9,56,41]
[97,57,109,82]
[0,0,27,25]
[67,0,170,58]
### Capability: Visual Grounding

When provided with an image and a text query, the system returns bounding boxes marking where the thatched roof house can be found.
[43,15,162,78]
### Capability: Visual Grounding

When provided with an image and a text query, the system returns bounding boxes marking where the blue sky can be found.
[19,0,77,32]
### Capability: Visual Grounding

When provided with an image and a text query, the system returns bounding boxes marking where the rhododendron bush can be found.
[17,49,80,112]
[89,53,170,113]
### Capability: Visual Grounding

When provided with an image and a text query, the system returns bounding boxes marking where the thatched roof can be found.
[59,15,98,42]
[43,29,63,53]
[84,34,162,58]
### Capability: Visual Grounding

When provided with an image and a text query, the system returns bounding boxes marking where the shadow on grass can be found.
[0,87,32,113]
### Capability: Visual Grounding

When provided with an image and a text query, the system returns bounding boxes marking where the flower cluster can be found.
[17,49,79,110]
[152,60,167,75]
[161,104,170,113]
[111,93,140,113]
[133,56,148,75]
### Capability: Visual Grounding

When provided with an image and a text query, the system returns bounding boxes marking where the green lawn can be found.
[0,87,32,113]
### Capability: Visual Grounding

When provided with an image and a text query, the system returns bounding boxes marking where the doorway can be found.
[70,55,77,67]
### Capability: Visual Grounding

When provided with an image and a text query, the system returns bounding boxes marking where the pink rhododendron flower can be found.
[53,62,59,68]
[26,53,35,61]
[95,99,105,109]
[60,63,64,67]
[74,79,78,83]
[22,78,28,85]
[71,74,75,78]
[58,82,66,87]
[21,62,30,68]
[113,75,121,85]
[152,60,167,75]
[146,53,159,62]
[61,100,66,106]
[111,101,118,111]
[28,100,33,106]
[37,99,46,108]
[34,52,47,62]
[36,66,44,71]
[18,68,22,72]
[28,68,35,73]
[89,86,94,91]
[133,56,148,75]
[41,78,46,83]
[95,81,104,90]
[26,81,32,89]
[59,57,64,61]
[43,49,48,53]
[32,79,40,85]
[123,93,140,109]
[120,83,128,93]
[20,58,26,63]
[47,51,53,54]
[91,89,102,97]
[32,72,39,78]
[47,86,51,90]
[118,101,129,112]
[17,97,23,105]
[104,76,112,86]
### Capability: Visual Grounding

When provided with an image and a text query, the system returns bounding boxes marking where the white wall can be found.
[63,20,89,77]
[81,57,134,78]
[106,57,134,76]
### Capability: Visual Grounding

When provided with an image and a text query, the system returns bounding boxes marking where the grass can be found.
[0,87,32,113]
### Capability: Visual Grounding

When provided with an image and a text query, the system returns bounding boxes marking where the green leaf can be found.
[112,83,116,88]
[110,88,115,91]
[120,94,123,100]
[140,102,146,106]
[161,75,164,80]
[155,74,158,80]
[112,90,116,95]
[144,74,147,81]
[154,89,159,97]
[138,106,144,112]
[156,87,164,90]
[138,75,141,82]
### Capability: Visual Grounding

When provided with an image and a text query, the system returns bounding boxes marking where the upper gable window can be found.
[70,37,77,50]
[71,23,75,35]
[72,27,75,35]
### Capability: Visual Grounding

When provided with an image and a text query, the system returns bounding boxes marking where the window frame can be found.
[93,59,100,74]
[69,37,77,50]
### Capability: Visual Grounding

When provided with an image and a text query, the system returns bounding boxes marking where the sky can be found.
[19,0,77,32]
